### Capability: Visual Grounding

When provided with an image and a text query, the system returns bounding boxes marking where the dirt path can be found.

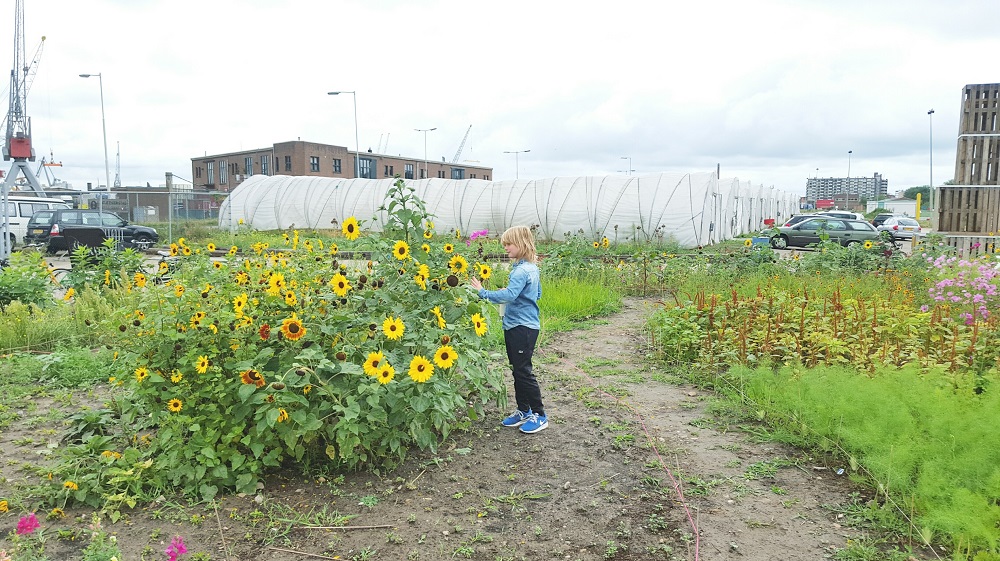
[533,296,887,561]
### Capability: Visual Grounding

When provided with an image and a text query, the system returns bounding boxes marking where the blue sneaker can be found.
[519,412,548,434]
[501,409,531,428]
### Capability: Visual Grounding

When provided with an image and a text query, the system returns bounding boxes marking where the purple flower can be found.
[16,513,40,535]
[166,536,188,561]
[920,305,929,312]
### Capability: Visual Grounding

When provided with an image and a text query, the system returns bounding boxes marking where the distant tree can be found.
[944,179,956,185]
[904,186,930,201]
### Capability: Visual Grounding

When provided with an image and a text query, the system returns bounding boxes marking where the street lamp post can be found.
[414,128,436,179]
[503,149,530,180]
[328,92,359,178]
[79,73,110,214]
[847,150,852,178]
[620,156,633,176]
[928,109,935,212]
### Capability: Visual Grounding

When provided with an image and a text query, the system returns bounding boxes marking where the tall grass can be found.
[724,363,1000,554]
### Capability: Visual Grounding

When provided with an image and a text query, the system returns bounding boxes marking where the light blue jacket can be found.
[477,260,541,330]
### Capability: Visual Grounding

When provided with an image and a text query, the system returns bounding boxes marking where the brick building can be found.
[191,140,494,192]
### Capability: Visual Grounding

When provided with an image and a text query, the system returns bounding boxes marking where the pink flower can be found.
[16,513,40,535]
[166,535,188,561]
[920,305,929,312]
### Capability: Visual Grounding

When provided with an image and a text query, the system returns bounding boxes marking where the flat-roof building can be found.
[191,140,494,192]
[805,173,888,202]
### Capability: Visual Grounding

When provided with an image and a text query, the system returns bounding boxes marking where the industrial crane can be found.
[451,125,472,164]
[2,0,47,263]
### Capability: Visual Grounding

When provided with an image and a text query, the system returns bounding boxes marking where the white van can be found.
[1,195,73,247]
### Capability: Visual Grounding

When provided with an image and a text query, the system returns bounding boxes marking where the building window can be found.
[484,175,489,180]
[220,161,229,184]
[310,156,320,172]
[389,165,393,176]
[207,161,214,184]
[261,155,269,176]
[231,162,239,175]
[358,158,373,179]
[437,170,445,179]
[245,157,253,176]
[333,158,342,173]
[285,155,292,171]
[405,163,414,179]
[451,168,465,180]
[196,166,202,179]
[384,165,389,176]
[420,168,425,179]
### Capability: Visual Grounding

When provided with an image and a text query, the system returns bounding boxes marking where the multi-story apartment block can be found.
[191,140,494,192]
[805,173,888,202]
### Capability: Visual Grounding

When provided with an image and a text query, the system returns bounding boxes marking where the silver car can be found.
[876,217,921,240]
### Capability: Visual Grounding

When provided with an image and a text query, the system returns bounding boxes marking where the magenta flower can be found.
[465,229,489,246]
[166,535,188,561]
[16,513,40,535]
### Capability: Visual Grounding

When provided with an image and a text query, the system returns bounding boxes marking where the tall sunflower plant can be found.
[54,226,505,505]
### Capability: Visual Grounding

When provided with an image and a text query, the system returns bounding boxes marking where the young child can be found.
[470,225,547,434]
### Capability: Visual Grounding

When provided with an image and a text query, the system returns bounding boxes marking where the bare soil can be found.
[0,297,927,560]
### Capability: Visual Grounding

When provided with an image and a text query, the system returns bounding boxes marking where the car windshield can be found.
[895,218,919,226]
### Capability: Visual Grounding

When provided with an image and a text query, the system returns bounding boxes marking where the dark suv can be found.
[25,209,159,252]
[871,213,897,227]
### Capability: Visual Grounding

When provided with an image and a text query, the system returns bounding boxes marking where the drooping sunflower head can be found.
[276,409,289,423]
[434,345,457,369]
[408,355,434,383]
[240,369,266,388]
[342,216,360,240]
[133,272,147,287]
[382,316,405,341]
[174,284,185,298]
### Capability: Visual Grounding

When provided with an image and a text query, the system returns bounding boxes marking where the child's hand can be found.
[469,277,482,290]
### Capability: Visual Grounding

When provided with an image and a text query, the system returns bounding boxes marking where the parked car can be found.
[871,213,897,227]
[816,210,866,221]
[779,214,814,228]
[0,195,71,247]
[770,216,881,249]
[876,216,921,240]
[24,209,159,252]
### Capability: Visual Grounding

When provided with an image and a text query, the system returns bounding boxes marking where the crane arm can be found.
[451,125,472,163]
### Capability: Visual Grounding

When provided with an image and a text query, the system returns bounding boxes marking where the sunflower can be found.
[602,237,610,248]
[329,243,339,256]
[303,384,312,395]
[363,351,385,377]
[393,240,410,261]
[259,324,271,340]
[63,481,78,491]
[135,366,149,383]
[170,370,183,383]
[63,287,75,301]
[174,284,185,298]
[167,398,183,413]
[434,345,457,369]
[133,272,147,288]
[228,245,238,256]
[431,306,447,329]
[342,216,360,240]
[471,313,488,337]
[408,355,434,383]
[182,246,192,256]
[330,273,351,297]
[744,238,753,247]
[414,274,427,290]
[276,408,289,423]
[443,243,454,254]
[477,263,492,280]
[448,254,469,274]
[592,241,600,248]
[213,261,223,270]
[101,450,122,459]
[281,315,307,341]
[376,363,395,385]
[241,369,266,388]
[48,508,66,520]
[284,290,298,307]
[421,243,430,253]
[196,355,209,374]
[169,244,179,257]
[235,271,250,285]
[863,240,874,249]
[233,293,248,309]
[207,243,217,252]
[0,500,7,512]
[423,230,433,239]
[382,316,405,340]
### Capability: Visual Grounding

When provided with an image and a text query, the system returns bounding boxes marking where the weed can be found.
[646,512,669,533]
[453,545,475,558]
[359,495,379,508]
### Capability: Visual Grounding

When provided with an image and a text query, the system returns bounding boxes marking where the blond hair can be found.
[500,225,537,263]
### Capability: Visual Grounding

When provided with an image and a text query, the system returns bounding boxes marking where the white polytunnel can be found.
[218,173,798,248]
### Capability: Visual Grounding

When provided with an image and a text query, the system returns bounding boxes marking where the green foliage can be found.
[0,251,54,310]
[62,240,148,291]
[377,178,431,244]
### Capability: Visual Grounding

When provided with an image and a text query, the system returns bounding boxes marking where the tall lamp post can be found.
[503,149,530,180]
[928,109,935,212]
[414,128,436,179]
[620,156,633,176]
[79,73,109,214]
[328,91,359,178]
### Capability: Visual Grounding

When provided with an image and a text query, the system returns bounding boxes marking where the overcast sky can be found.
[3,0,998,196]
